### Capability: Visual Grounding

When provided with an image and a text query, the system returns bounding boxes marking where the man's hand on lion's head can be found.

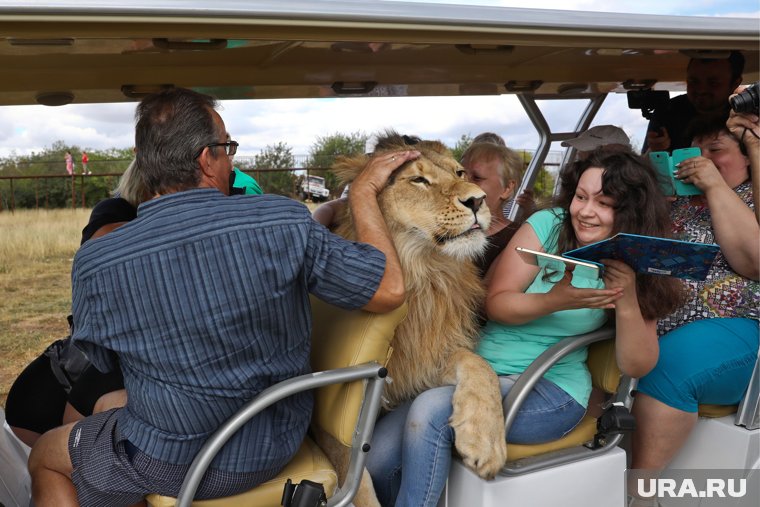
[351,150,420,199]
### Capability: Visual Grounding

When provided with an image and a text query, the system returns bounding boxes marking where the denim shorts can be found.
[637,318,758,412]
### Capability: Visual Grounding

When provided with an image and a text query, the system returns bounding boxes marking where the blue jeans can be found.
[366,376,586,507]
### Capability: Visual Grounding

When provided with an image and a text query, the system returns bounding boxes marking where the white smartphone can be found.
[515,246,603,280]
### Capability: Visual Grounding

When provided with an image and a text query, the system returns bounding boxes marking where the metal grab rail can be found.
[176,362,387,507]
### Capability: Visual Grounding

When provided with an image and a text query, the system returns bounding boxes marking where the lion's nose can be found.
[460,196,484,213]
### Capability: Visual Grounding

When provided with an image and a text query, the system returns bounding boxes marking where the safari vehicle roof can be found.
[0,0,757,107]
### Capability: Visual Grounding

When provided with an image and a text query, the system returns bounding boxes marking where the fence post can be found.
[9,178,15,213]
[81,174,86,208]
[70,175,76,209]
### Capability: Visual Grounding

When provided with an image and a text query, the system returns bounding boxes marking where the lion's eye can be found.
[455,170,466,179]
[411,176,430,185]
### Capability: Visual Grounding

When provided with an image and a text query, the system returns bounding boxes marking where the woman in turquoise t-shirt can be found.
[367,150,684,507]
[482,151,682,440]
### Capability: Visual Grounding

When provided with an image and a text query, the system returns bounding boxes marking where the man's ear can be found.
[197,147,215,178]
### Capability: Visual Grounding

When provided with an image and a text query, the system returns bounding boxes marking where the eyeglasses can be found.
[196,140,238,158]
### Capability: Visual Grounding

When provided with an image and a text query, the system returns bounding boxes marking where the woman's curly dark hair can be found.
[552,149,684,320]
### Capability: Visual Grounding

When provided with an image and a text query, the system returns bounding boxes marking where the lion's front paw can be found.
[449,393,507,479]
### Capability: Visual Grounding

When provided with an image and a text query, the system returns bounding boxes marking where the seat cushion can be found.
[698,404,738,418]
[145,437,337,507]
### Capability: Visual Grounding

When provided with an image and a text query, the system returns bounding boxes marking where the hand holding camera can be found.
[727,84,760,148]
[729,83,759,114]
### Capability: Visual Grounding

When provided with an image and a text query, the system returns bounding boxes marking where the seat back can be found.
[587,338,621,394]
[309,296,406,446]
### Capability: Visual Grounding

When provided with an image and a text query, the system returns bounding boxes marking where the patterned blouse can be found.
[658,181,759,335]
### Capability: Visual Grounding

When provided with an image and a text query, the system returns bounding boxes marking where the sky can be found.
[0,0,758,161]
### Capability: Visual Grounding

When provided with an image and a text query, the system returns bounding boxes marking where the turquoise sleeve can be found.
[526,208,564,254]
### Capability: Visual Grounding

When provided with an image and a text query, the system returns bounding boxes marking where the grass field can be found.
[0,208,92,407]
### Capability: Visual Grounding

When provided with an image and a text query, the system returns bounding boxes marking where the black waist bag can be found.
[42,315,91,393]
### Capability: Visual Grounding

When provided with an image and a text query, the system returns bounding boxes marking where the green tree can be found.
[531,167,557,200]
[449,133,474,162]
[304,132,368,197]
[0,142,133,209]
[515,150,556,201]
[244,142,297,197]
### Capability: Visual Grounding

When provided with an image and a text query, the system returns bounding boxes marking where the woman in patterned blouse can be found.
[630,100,759,483]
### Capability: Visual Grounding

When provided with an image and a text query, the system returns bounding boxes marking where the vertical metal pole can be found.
[10,178,15,213]
[509,93,607,221]
[71,175,76,209]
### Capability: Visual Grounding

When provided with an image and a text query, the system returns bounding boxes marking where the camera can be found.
[627,90,671,120]
[730,83,759,114]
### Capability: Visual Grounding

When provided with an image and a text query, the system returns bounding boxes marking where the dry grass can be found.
[0,208,91,407]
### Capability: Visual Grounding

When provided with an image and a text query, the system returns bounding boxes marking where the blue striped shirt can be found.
[71,189,385,472]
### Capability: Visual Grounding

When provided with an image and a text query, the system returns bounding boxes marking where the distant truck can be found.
[300,175,330,202]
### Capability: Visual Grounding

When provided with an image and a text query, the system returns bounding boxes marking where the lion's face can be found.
[377,143,491,261]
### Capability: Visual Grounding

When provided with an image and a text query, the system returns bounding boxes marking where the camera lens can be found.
[730,83,759,114]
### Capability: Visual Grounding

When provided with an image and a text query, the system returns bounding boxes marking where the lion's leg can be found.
[442,348,507,479]
[313,426,382,507]
[353,469,382,507]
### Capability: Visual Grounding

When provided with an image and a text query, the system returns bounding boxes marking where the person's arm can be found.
[485,223,623,325]
[645,127,671,153]
[350,150,419,313]
[89,222,128,240]
[726,105,760,223]
[602,259,658,378]
[512,189,535,224]
[312,197,347,229]
[676,155,759,280]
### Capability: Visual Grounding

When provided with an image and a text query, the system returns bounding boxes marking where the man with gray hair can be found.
[28,87,411,506]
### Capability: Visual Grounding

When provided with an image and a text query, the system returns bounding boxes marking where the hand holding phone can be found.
[646,127,671,152]
[649,147,702,196]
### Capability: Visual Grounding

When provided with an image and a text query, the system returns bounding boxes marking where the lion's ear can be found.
[331,153,370,185]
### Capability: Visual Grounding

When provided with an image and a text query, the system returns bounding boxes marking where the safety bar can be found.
[736,355,760,431]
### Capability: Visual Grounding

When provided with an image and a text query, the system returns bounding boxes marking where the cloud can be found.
[0,91,656,160]
[0,1,753,159]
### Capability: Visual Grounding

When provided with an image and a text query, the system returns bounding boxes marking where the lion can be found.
[319,132,508,507]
